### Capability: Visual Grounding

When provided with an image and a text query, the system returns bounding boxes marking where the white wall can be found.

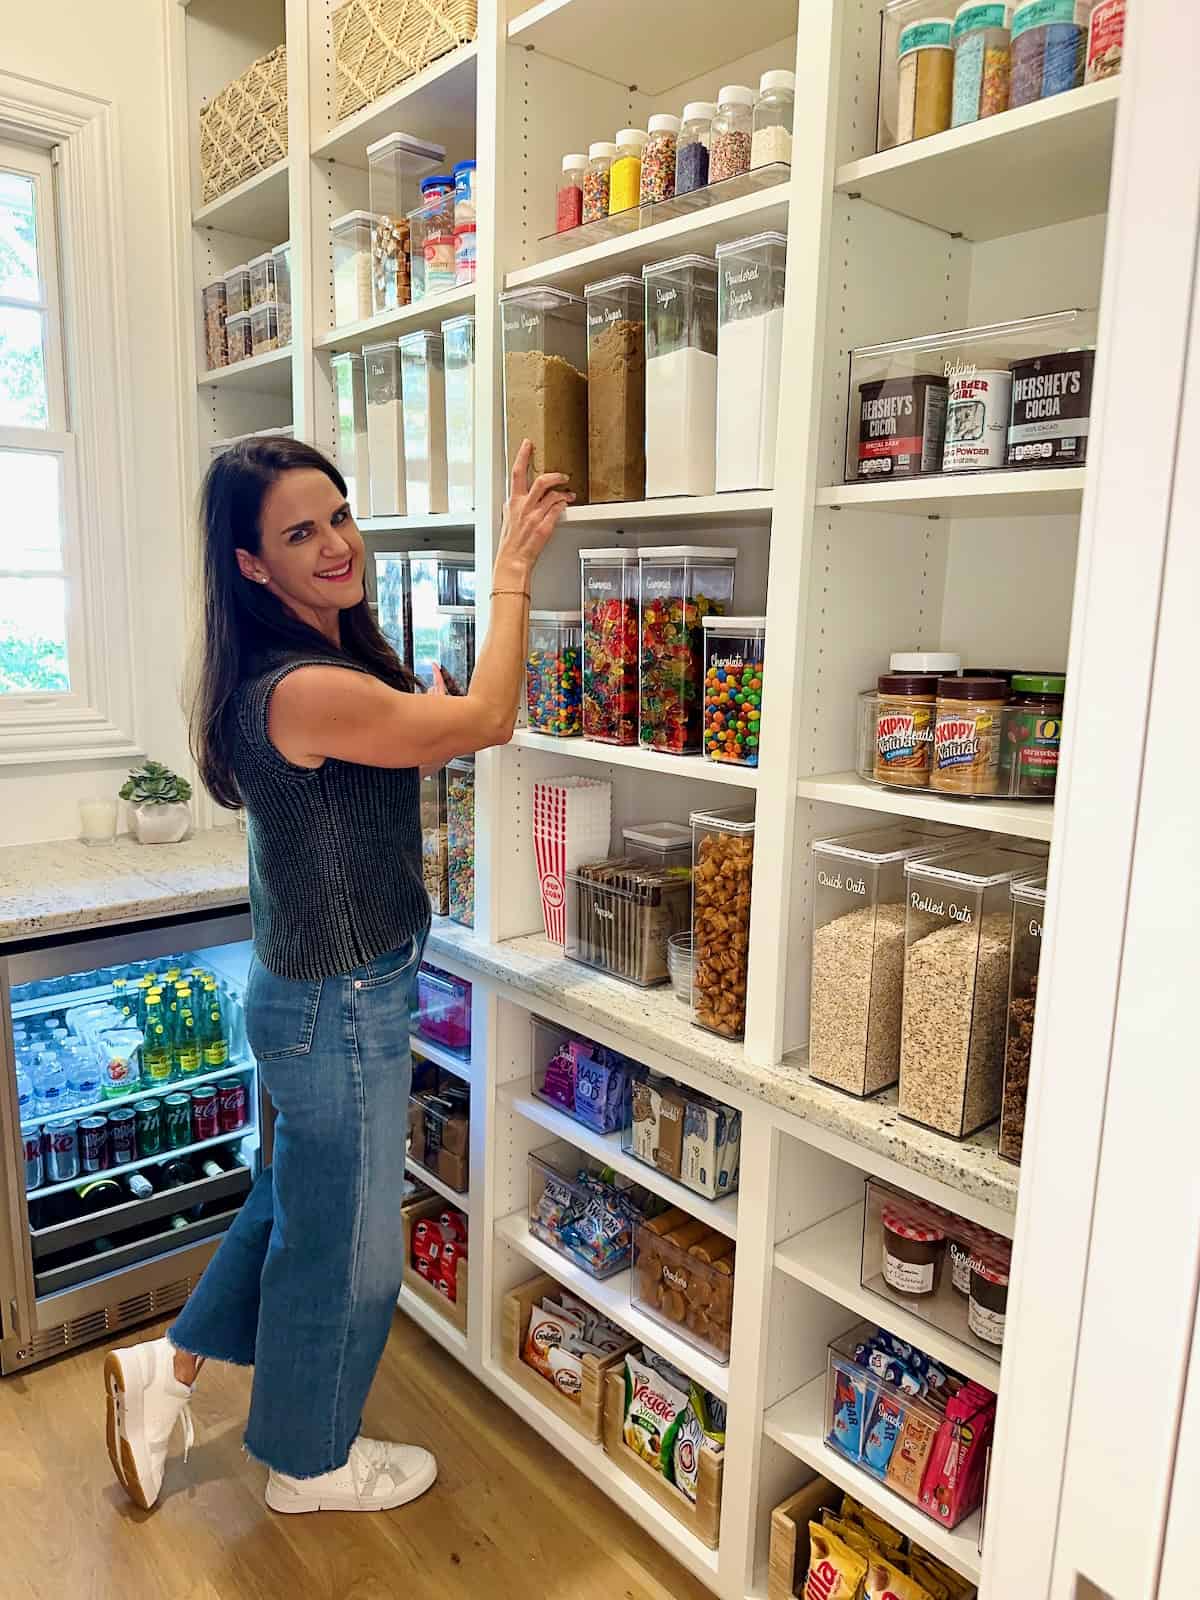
[1,0,192,846]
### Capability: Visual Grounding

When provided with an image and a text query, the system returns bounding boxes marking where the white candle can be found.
[79,798,117,844]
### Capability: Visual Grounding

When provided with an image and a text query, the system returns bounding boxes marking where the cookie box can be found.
[631,1218,735,1363]
[602,1370,723,1548]
[501,1272,634,1442]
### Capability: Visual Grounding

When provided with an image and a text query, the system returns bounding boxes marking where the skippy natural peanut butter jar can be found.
[930,675,1008,795]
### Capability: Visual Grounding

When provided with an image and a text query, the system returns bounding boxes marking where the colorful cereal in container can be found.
[702,617,765,767]
[639,115,679,205]
[638,546,736,756]
[526,612,583,736]
[581,548,640,746]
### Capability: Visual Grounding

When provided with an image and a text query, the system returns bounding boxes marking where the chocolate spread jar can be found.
[1007,347,1095,467]
[873,672,939,787]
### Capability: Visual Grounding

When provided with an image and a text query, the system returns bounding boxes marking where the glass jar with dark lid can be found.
[1002,672,1065,798]
[873,672,939,787]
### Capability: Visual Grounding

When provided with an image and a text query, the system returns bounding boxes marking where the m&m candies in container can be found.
[638,545,736,756]
[526,611,583,736]
[703,616,765,767]
[580,548,640,746]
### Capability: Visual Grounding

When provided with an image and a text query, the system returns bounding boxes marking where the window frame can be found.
[0,75,139,764]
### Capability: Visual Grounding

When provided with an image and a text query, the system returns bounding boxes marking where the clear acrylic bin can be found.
[901,842,1049,1138]
[417,183,456,298]
[877,2,956,151]
[420,768,448,916]
[856,687,1064,800]
[528,1143,660,1279]
[373,551,413,667]
[330,353,369,519]
[225,311,253,364]
[330,211,375,327]
[224,262,250,318]
[621,821,692,870]
[436,604,475,693]
[526,611,583,736]
[715,231,787,492]
[581,547,640,747]
[272,241,292,344]
[442,313,475,513]
[529,1014,633,1136]
[363,340,407,518]
[411,552,474,687]
[249,302,280,356]
[809,823,975,1098]
[565,860,690,987]
[644,255,718,498]
[201,280,227,370]
[415,963,470,1056]
[691,805,755,1040]
[584,274,645,503]
[846,308,1097,482]
[408,1084,469,1192]
[702,616,765,768]
[632,1218,735,1361]
[248,250,276,307]
[639,546,736,755]
[446,755,475,927]
[500,286,589,501]
[623,1071,741,1199]
[399,330,449,516]
[367,132,444,313]
[1001,871,1046,1163]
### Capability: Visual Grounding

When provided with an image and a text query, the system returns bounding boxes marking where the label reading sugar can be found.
[883,1249,935,1296]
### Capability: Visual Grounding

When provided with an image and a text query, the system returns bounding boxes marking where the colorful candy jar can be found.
[526,611,583,737]
[580,548,640,746]
[638,546,737,755]
[702,616,765,767]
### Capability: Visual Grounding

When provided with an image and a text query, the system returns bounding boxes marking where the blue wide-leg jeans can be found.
[170,928,425,1477]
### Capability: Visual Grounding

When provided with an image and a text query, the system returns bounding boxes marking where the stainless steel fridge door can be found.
[0,958,35,1345]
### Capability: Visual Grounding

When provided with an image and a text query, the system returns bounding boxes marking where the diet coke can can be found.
[43,1117,79,1183]
[216,1077,248,1133]
[21,1123,43,1191]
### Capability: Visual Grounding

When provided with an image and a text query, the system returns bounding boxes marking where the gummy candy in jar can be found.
[580,548,640,746]
[702,616,765,767]
[526,611,583,737]
[638,545,737,756]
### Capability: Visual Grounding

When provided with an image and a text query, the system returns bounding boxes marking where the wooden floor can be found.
[0,1310,714,1600]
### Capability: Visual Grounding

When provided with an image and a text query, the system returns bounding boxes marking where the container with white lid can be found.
[225,309,253,363]
[442,313,475,514]
[715,230,787,491]
[691,803,756,1039]
[622,821,693,869]
[249,301,281,356]
[399,330,449,516]
[640,114,680,206]
[752,69,796,168]
[891,650,962,673]
[410,552,475,686]
[643,255,718,499]
[676,102,717,195]
[1000,870,1046,1163]
[363,339,406,518]
[584,142,618,223]
[372,551,412,667]
[638,545,737,754]
[436,604,477,693]
[224,263,251,318]
[711,85,756,183]
[367,131,445,313]
[702,615,767,767]
[526,611,583,737]
[330,352,369,517]
[330,211,376,326]
[500,286,588,500]
[247,250,277,308]
[272,241,292,343]
[580,547,640,746]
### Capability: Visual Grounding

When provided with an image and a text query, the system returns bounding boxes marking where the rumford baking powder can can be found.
[942,366,1012,471]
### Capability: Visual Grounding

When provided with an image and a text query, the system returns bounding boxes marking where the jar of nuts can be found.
[690,804,755,1040]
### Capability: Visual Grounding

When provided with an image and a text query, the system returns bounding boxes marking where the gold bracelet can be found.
[491,588,531,602]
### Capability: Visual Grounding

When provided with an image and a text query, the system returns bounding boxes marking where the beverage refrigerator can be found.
[0,907,263,1374]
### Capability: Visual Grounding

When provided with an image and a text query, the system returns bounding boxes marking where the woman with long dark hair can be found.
[102,435,571,1515]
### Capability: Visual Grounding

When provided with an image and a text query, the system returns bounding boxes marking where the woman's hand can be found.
[493,439,575,588]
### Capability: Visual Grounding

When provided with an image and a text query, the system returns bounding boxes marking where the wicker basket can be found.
[199,46,288,205]
[332,0,478,123]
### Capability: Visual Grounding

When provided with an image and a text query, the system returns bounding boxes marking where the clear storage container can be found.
[454,222,476,286]
[643,256,718,498]
[632,1218,735,1360]
[675,102,716,196]
[557,153,586,232]
[952,2,1013,126]
[565,858,690,987]
[1000,871,1045,1163]
[876,3,956,149]
[330,352,370,518]
[373,551,413,667]
[409,1084,469,1191]
[751,69,795,167]
[715,231,786,491]
[407,203,428,302]
[363,340,407,517]
[419,177,457,297]
[621,821,692,871]
[453,159,476,225]
[415,963,471,1055]
[330,212,375,326]
[585,274,645,503]
[526,611,583,736]
[900,842,1048,1137]
[530,1014,634,1135]
[623,1071,741,1199]
[272,241,292,344]
[224,262,251,318]
[580,547,640,746]
[201,280,227,370]
[420,767,449,915]
[710,85,755,184]
[367,132,444,313]
[399,330,449,515]
[225,310,253,364]
[691,805,755,1039]
[809,823,974,1098]
[249,302,281,355]
[442,313,475,514]
[583,142,616,224]
[248,250,276,308]
[528,1143,659,1279]
[1010,0,1089,107]
[638,545,736,755]
[702,616,765,767]
[446,755,475,927]
[436,604,476,693]
[639,115,679,205]
[411,551,474,686]
[609,128,648,215]
[500,286,589,501]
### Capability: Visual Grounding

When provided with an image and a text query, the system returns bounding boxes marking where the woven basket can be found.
[199,46,288,205]
[332,0,478,123]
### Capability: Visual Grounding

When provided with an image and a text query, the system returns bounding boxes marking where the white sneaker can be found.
[265,1437,437,1514]
[104,1337,195,1510]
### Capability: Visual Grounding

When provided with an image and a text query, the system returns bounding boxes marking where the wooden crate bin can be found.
[331,0,478,123]
[601,1370,723,1550]
[500,1272,632,1443]
[768,1476,842,1600]
[401,1194,467,1334]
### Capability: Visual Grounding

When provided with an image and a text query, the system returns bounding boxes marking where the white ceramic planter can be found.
[131,801,191,845]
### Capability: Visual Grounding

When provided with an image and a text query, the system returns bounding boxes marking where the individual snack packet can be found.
[864,1555,935,1600]
[819,1510,873,1560]
[907,1559,952,1600]
[522,1304,580,1381]
[855,1502,906,1553]
[909,1548,974,1600]
[804,1522,868,1600]
[830,1366,866,1457]
[887,1407,940,1502]
[622,1351,688,1474]
[863,1392,905,1474]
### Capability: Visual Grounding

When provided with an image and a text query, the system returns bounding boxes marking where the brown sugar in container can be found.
[1006,347,1095,467]
[930,675,1008,794]
[873,673,939,787]
[856,374,949,480]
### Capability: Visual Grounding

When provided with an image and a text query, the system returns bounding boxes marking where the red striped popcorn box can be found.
[533,777,612,942]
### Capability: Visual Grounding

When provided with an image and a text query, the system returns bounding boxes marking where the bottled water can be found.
[15,1066,35,1122]
[34,1051,70,1116]
[66,1044,102,1111]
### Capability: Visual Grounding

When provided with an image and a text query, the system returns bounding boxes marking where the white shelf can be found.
[192,158,289,240]
[817,467,1086,518]
[411,1031,471,1082]
[836,79,1120,242]
[24,1057,251,1127]
[316,285,475,354]
[774,1203,1001,1389]
[358,512,475,535]
[406,1156,468,1208]
[197,347,292,396]
[482,1358,720,1583]
[506,179,789,295]
[561,491,773,529]
[511,729,760,789]
[311,44,477,166]
[397,1281,468,1358]
[495,1210,730,1398]
[763,1378,983,1584]
[28,1127,251,1202]
[795,771,1054,843]
[499,1082,738,1239]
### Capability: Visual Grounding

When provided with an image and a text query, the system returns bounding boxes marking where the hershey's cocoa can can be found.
[943,367,1013,472]
[1006,348,1095,466]
[856,375,949,479]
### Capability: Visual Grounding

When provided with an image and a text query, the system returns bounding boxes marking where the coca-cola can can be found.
[79,1116,110,1174]
[190,1085,218,1141]
[22,1123,43,1191]
[216,1077,248,1133]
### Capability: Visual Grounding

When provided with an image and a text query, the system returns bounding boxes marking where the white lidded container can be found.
[362,339,407,518]
[399,329,449,516]
[247,249,277,307]
[329,352,369,519]
[643,255,718,498]
[410,551,476,687]
[224,262,251,317]
[330,210,376,327]
[272,241,292,344]
[715,230,787,491]
[442,313,475,514]
[367,130,445,314]
[751,69,795,167]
